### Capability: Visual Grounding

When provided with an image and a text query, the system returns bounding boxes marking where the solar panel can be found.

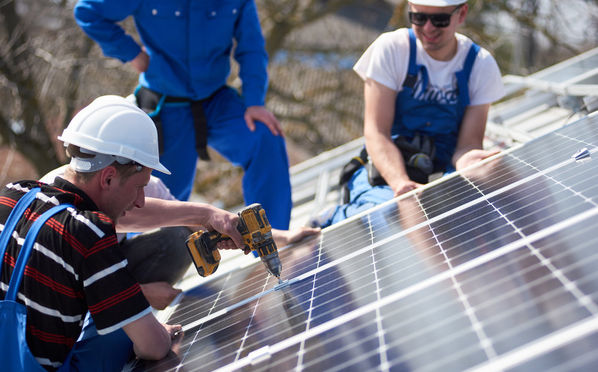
[128,113,598,371]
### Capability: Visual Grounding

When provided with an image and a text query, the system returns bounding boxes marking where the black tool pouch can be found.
[367,133,436,186]
[135,87,165,155]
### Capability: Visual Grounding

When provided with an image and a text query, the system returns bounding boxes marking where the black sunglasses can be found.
[408,5,462,28]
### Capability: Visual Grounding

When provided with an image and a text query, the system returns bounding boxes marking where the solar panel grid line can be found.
[174,282,223,368]
[367,210,392,372]
[175,264,285,328]
[466,315,598,372]
[295,233,324,370]
[382,313,487,371]
[175,273,237,333]
[510,152,598,208]
[526,245,598,315]
[186,298,280,369]
[232,278,271,363]
[212,206,598,371]
[555,129,598,150]
[299,320,381,372]
[457,255,597,327]
[462,169,598,316]
[415,194,499,360]
[162,274,282,370]
[542,338,598,372]
[427,207,518,262]
[179,277,280,334]
[481,299,591,353]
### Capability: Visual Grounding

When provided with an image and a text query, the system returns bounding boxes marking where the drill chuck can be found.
[261,252,282,278]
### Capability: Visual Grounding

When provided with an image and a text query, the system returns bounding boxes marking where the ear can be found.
[98,166,118,190]
[458,4,468,23]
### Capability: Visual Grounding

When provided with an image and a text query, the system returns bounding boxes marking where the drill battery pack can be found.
[185,230,221,277]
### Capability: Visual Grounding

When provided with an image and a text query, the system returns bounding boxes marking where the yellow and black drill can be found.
[185,203,282,280]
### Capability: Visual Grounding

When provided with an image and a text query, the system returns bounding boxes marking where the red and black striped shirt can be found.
[0,179,150,370]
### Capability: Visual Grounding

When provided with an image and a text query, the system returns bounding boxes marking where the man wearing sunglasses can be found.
[319,0,504,227]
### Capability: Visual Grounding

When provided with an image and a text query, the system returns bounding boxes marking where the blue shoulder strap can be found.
[5,203,73,301]
[404,29,429,91]
[455,42,481,107]
[0,187,41,279]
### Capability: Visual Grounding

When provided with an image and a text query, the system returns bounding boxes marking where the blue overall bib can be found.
[0,188,73,371]
[322,29,480,227]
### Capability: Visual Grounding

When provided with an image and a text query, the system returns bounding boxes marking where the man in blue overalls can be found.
[74,0,292,230]
[322,0,505,227]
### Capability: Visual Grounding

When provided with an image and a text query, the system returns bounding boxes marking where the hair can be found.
[65,144,143,184]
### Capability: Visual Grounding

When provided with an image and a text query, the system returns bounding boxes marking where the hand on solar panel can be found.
[393,177,423,197]
[455,148,500,170]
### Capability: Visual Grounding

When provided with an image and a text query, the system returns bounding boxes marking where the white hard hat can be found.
[408,0,467,6]
[58,95,170,174]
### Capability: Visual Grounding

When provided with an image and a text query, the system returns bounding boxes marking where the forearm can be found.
[74,0,142,62]
[117,198,217,232]
[452,104,491,170]
[362,78,412,192]
[366,133,410,189]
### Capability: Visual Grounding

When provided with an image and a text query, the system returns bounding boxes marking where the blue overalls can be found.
[0,188,72,371]
[322,29,480,227]
[73,0,293,229]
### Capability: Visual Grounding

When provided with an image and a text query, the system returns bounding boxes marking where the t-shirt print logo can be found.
[412,76,458,105]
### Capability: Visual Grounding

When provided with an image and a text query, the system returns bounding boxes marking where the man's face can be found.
[103,167,151,223]
[409,3,466,59]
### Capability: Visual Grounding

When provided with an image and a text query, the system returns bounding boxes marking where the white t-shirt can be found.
[353,28,505,106]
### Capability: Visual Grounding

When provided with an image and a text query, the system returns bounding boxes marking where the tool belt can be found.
[134,86,222,161]
[338,133,436,203]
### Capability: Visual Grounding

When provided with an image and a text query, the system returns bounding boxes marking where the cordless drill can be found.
[185,203,282,280]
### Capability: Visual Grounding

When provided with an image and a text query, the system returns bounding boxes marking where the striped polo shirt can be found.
[0,178,151,370]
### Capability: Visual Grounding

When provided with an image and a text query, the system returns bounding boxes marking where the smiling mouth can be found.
[422,31,440,43]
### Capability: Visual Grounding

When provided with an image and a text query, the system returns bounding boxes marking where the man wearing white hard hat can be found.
[321,0,505,227]
[0,95,243,370]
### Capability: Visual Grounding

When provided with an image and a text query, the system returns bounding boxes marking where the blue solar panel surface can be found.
[129,113,598,371]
